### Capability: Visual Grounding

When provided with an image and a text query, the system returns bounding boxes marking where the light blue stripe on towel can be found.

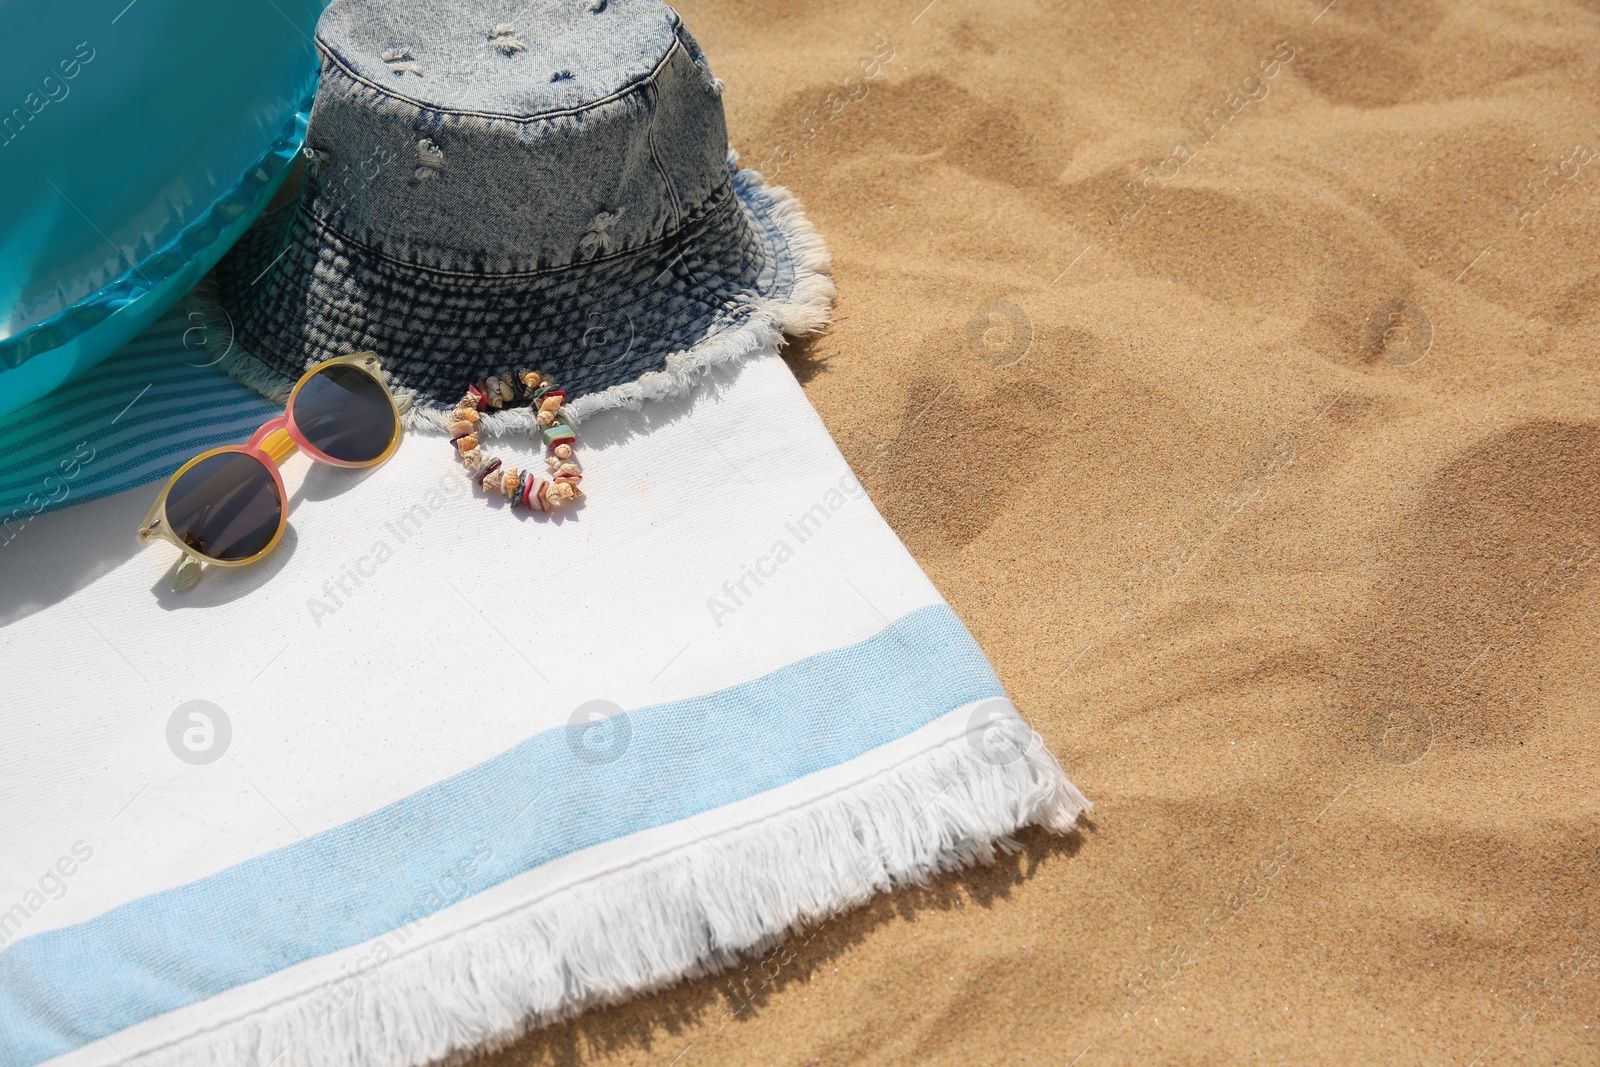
[0,603,1001,1066]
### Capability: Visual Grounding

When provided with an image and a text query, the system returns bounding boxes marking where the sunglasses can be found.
[136,353,405,590]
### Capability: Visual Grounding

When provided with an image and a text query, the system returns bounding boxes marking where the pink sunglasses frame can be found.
[135,352,403,589]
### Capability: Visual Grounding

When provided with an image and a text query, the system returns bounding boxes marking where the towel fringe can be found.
[126,718,1086,1067]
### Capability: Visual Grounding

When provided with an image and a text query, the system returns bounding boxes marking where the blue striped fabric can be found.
[0,306,278,539]
[0,603,1000,1066]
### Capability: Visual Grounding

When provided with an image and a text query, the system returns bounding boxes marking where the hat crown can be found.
[304,0,728,274]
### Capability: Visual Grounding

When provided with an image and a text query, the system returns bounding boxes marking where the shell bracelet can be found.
[447,370,583,510]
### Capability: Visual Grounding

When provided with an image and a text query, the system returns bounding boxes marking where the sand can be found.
[477,0,1600,1063]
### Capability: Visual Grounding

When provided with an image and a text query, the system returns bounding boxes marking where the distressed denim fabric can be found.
[211,0,828,418]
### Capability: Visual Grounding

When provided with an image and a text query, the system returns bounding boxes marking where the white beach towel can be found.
[0,349,1088,1067]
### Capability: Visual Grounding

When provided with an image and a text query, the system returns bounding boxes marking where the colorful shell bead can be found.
[451,370,583,515]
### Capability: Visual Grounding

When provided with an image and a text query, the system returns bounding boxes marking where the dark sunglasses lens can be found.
[293,364,397,464]
[165,452,283,562]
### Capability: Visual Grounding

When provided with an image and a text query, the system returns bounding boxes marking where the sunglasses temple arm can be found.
[248,417,298,467]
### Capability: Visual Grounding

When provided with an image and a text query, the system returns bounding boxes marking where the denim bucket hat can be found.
[196,0,833,435]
